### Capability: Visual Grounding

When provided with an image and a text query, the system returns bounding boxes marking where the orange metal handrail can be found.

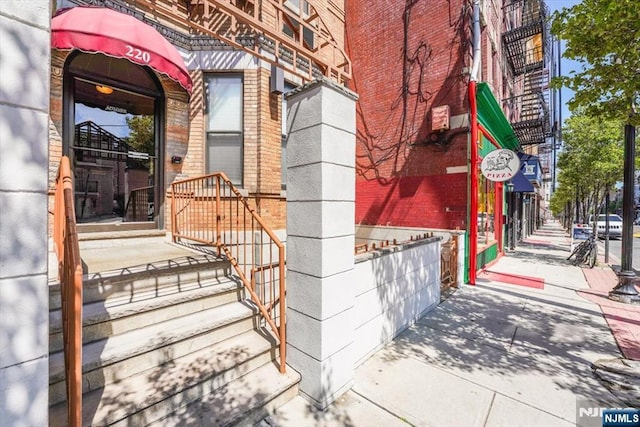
[441,234,459,287]
[53,156,83,427]
[170,173,287,373]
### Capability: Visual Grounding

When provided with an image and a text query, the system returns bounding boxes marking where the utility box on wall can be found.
[270,64,284,94]
[431,105,450,131]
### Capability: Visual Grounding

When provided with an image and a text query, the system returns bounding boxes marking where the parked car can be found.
[589,214,623,239]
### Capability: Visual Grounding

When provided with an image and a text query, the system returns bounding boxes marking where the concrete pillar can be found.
[0,1,52,426]
[285,79,358,409]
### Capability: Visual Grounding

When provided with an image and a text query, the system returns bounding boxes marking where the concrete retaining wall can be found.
[0,1,51,425]
[357,225,467,288]
[352,237,441,366]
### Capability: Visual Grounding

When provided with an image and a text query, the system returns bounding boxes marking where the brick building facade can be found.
[346,1,471,230]
[47,0,549,282]
[346,0,551,279]
[48,0,349,236]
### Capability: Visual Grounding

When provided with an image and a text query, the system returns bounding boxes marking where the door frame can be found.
[62,51,166,228]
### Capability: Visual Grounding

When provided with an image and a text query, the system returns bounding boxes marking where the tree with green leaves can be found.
[125,115,154,155]
[553,1,640,300]
[548,179,575,228]
[550,112,624,222]
[551,0,640,125]
[551,0,639,220]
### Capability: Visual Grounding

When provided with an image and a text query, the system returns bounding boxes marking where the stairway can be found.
[48,232,299,426]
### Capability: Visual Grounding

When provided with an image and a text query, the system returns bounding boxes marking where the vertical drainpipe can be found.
[468,0,481,284]
[469,82,478,284]
[496,181,503,253]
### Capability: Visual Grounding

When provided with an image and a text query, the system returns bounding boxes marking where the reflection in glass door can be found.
[73,77,156,223]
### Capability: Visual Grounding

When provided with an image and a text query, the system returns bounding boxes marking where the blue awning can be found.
[510,170,534,192]
[518,152,542,186]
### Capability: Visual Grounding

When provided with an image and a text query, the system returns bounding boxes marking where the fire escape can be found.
[134,0,351,84]
[502,0,550,149]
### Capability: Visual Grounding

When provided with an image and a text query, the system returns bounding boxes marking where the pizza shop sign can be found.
[480,149,520,182]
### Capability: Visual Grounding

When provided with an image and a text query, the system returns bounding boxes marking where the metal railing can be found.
[53,156,83,427]
[441,234,459,286]
[354,232,435,254]
[170,173,287,373]
[124,185,154,222]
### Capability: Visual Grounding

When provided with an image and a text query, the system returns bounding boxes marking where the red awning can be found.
[52,6,192,94]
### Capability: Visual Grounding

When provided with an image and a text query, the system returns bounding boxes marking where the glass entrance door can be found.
[72,77,156,223]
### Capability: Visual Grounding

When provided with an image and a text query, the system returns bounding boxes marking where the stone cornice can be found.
[285,77,358,101]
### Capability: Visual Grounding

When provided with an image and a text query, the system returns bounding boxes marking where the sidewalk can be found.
[260,221,639,426]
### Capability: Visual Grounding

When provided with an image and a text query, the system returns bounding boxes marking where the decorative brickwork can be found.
[184,69,205,178]
[257,67,284,195]
[162,75,190,185]
[244,69,260,193]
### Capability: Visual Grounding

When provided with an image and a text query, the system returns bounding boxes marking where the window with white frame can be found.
[206,74,243,186]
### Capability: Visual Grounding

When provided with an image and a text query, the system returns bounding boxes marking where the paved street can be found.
[260,221,639,427]
[599,225,640,272]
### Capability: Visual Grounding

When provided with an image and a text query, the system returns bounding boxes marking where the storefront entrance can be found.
[64,52,163,224]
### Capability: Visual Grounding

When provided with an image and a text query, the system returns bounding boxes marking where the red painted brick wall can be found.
[346,0,471,229]
[357,173,468,230]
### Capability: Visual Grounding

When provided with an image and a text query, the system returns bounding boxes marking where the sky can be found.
[546,0,581,126]
[76,104,131,139]
[547,1,638,196]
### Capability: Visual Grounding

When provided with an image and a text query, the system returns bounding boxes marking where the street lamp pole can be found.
[609,123,640,304]
[605,183,610,264]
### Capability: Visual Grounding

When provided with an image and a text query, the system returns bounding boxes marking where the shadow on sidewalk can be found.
[506,248,571,267]
[377,283,621,409]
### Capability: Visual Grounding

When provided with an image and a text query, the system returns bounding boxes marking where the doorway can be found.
[64,52,164,226]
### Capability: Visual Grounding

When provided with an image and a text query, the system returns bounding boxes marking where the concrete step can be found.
[49,276,244,353]
[151,363,300,427]
[49,301,260,405]
[49,330,292,427]
[78,230,167,250]
[49,232,293,426]
[77,222,157,233]
[49,254,231,309]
